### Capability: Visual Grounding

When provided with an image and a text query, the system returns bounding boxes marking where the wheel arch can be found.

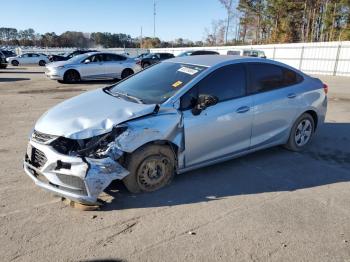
[124,140,179,168]
[302,109,318,131]
[64,68,81,79]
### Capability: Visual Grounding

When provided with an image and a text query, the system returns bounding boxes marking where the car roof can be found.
[166,55,258,67]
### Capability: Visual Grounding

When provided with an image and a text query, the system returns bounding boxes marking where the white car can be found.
[7,53,49,66]
[227,49,266,58]
[45,52,142,83]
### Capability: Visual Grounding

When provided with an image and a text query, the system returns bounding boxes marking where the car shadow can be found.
[102,122,350,211]
[0,71,44,74]
[0,77,31,82]
[59,80,119,85]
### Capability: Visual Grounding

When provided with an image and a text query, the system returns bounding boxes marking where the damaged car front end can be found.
[23,60,205,205]
[24,126,130,205]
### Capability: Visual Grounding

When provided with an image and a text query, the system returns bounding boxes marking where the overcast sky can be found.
[1,0,234,41]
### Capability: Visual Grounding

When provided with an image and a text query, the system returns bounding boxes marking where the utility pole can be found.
[140,26,143,49]
[153,0,156,38]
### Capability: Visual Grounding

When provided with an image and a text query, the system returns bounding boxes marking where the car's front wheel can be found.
[63,70,81,83]
[11,60,19,66]
[123,144,175,193]
[284,113,315,151]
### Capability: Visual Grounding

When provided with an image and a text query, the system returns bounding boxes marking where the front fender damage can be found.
[85,157,129,198]
[76,109,183,205]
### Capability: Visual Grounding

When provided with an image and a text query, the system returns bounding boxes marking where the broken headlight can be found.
[50,125,127,158]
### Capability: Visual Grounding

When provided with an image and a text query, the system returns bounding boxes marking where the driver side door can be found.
[79,54,105,80]
[181,64,253,168]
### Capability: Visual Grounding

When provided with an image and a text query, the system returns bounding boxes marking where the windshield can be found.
[67,54,88,63]
[108,62,207,104]
[177,51,192,57]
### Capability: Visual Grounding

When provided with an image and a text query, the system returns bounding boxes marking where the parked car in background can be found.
[24,55,327,205]
[137,52,174,68]
[135,53,150,59]
[6,53,49,66]
[227,49,266,58]
[0,51,8,69]
[48,50,98,62]
[0,50,16,58]
[177,50,220,57]
[45,52,141,83]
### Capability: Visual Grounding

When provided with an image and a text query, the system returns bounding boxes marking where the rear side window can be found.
[246,63,303,93]
[104,54,126,61]
[180,64,246,109]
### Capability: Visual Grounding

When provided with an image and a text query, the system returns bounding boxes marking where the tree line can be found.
[208,0,350,45]
[0,27,206,48]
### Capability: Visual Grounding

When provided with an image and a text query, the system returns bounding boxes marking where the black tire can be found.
[0,64,7,69]
[142,62,151,68]
[38,60,46,66]
[284,113,315,152]
[11,60,19,66]
[63,70,80,83]
[123,144,175,193]
[121,68,134,79]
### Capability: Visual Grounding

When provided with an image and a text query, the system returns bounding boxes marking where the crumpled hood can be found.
[35,88,156,139]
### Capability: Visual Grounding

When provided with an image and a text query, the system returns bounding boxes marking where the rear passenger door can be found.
[181,63,253,167]
[103,54,127,79]
[246,62,303,148]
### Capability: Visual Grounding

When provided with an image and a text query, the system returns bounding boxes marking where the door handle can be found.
[287,93,297,99]
[236,106,250,113]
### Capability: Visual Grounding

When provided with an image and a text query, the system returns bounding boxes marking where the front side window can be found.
[108,62,206,104]
[87,54,103,63]
[181,64,246,110]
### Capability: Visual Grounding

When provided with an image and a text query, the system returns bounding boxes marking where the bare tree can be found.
[219,0,235,43]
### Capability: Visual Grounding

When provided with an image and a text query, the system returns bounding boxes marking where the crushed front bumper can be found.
[23,140,129,205]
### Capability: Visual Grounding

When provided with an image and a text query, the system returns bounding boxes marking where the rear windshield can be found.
[108,62,207,104]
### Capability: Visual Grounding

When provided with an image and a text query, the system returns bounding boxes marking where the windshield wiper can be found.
[110,90,144,104]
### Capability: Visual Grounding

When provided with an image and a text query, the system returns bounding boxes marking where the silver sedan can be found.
[24,55,327,205]
[45,52,142,83]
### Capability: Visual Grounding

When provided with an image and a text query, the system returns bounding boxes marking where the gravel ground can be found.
[0,66,349,262]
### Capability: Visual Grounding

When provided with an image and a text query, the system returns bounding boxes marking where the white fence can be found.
[151,41,350,77]
[15,41,350,76]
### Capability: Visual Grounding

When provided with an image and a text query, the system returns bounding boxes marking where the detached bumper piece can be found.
[23,140,129,205]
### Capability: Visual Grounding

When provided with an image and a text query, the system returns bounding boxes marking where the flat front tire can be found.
[123,144,175,193]
[284,113,315,152]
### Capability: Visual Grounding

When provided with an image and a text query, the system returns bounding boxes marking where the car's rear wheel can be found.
[142,62,150,68]
[123,144,175,193]
[63,70,80,83]
[11,60,19,66]
[284,113,315,151]
[121,68,134,79]
[0,64,7,69]
[38,60,46,66]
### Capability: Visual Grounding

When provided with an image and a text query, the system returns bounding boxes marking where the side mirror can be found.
[84,59,91,64]
[191,94,218,116]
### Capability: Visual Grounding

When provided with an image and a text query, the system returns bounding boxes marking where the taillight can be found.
[323,83,328,95]
[136,60,141,65]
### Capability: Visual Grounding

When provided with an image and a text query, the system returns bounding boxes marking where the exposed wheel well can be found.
[125,140,179,167]
[304,110,318,130]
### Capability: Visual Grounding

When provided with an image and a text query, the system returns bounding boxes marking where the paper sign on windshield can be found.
[178,67,199,75]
